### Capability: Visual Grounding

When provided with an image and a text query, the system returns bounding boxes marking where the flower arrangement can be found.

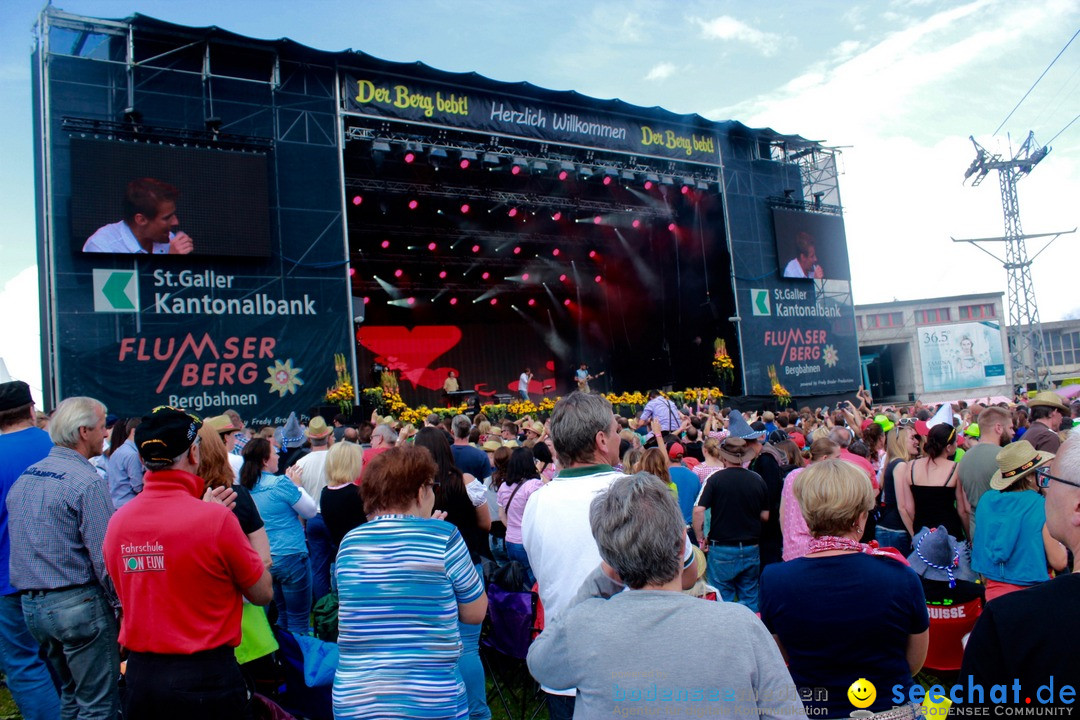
[324,353,355,414]
[712,338,735,384]
[768,365,792,407]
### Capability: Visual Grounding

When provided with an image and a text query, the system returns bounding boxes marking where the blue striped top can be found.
[333,514,484,719]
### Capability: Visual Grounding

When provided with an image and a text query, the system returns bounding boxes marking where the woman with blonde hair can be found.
[874,425,921,555]
[636,447,677,496]
[761,459,928,718]
[196,423,270,568]
[779,438,839,561]
[320,441,366,549]
[692,437,725,484]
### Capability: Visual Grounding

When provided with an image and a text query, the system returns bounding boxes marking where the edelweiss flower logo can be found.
[823,344,839,367]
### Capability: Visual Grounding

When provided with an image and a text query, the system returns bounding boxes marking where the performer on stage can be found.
[518,368,533,402]
[442,371,459,408]
[575,364,604,393]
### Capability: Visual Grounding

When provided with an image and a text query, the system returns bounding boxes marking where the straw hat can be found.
[1028,391,1069,414]
[482,439,503,452]
[305,416,333,439]
[989,440,1054,491]
[204,414,241,434]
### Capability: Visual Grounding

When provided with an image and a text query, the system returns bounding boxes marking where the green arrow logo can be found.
[751,289,771,316]
[93,269,138,313]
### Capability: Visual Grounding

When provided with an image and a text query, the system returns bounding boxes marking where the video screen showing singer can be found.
[82,177,195,255]
[782,231,823,280]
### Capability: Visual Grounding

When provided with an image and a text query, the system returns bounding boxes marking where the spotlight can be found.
[593,216,602,224]
[602,176,613,186]
[408,199,419,210]
[552,248,560,256]
[472,244,480,252]
[439,270,447,279]
[508,208,518,218]
[459,150,477,169]
[660,175,674,186]
[644,181,654,190]
[668,222,676,232]
[490,298,498,305]
[482,272,490,280]
[681,185,690,195]
[407,297,416,305]
[460,159,471,169]
[632,219,641,229]
[511,157,528,174]
[588,250,597,258]
[372,140,392,154]
[552,211,562,221]
[560,274,567,282]
[449,297,458,305]
[351,195,363,206]
[594,275,602,283]
[460,203,470,213]
[563,299,571,306]
[521,272,530,280]
[621,170,636,182]
[578,165,593,178]
[511,165,522,175]
[428,242,437,251]
[528,298,536,306]
[513,246,522,254]
[404,152,416,164]
[363,296,370,304]
[394,269,404,278]
[483,152,501,166]
[531,160,549,173]
[697,180,709,190]
[380,240,390,249]
[348,267,356,277]
[429,147,448,160]
[558,170,569,181]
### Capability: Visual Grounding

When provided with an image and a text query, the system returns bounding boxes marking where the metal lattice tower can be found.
[960,132,1051,391]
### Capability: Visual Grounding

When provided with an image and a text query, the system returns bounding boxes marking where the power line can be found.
[1046,111,1080,146]
[993,27,1080,136]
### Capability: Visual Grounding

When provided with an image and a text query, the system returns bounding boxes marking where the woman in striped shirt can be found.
[333,445,487,719]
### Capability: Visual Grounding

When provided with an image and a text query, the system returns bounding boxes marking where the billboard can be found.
[918,321,1006,393]
[772,208,851,281]
[70,138,272,258]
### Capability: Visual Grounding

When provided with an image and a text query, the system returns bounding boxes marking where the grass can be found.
[0,684,20,719]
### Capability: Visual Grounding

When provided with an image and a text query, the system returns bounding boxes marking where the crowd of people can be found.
[0,376,1077,719]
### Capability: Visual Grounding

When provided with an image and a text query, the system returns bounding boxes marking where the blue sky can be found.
[1,0,1078,400]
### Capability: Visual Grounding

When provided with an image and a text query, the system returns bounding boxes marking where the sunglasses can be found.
[898,418,917,427]
[1035,465,1080,490]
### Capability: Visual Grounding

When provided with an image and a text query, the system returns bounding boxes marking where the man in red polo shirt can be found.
[104,407,272,719]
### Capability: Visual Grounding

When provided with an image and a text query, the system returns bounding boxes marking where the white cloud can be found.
[617,12,644,42]
[830,40,863,60]
[0,265,42,405]
[693,16,781,56]
[644,62,677,81]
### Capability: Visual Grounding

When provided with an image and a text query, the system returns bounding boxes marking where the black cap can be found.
[135,407,202,463]
[768,429,790,445]
[0,381,33,412]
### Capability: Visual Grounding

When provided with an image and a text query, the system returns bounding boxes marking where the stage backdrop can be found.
[918,321,1007,393]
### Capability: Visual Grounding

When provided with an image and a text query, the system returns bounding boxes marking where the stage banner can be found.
[343,73,719,163]
[738,282,861,397]
[57,262,351,425]
[918,321,1006,393]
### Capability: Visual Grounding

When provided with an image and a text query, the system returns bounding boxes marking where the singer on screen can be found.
[82,177,195,255]
[782,231,824,279]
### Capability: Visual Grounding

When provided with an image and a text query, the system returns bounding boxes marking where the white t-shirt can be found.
[783,257,810,278]
[82,220,170,254]
[295,449,330,511]
[518,373,530,393]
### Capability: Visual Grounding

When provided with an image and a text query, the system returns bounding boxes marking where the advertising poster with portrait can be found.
[918,321,1007,392]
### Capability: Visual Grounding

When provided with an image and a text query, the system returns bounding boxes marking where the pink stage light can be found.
[513,246,522,254]
[593,216,602,224]
[552,248,560,256]
[558,170,568,181]
[594,275,602,283]
[552,211,562,221]
[404,152,416,164]
[559,274,567,282]
[460,203,470,213]
[394,269,404,278]
[490,298,498,305]
[603,176,612,185]
[449,297,458,305]
[681,185,690,195]
[348,268,356,277]
[668,223,677,232]
[472,245,480,253]
[460,159,470,169]
[511,165,521,175]
[482,272,490,280]
[351,195,363,206]
[439,270,447,279]
[644,181,653,190]
[362,296,370,304]
[406,297,416,305]
[428,242,437,251]
[408,199,419,210]
[508,208,518,218]
[588,250,597,258]
[528,298,536,306]
[381,240,390,249]
[632,219,642,229]
[521,272,530,281]
[563,299,571,306]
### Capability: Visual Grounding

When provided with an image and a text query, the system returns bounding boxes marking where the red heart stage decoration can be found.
[358,326,463,390]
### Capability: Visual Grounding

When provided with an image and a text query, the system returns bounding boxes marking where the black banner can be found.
[343,73,719,163]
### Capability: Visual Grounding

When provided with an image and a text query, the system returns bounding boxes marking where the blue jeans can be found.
[0,592,60,720]
[458,563,490,719]
[505,541,535,587]
[21,585,119,720]
[306,514,333,602]
[706,543,761,612]
[875,526,912,558]
[270,553,312,634]
[545,692,576,720]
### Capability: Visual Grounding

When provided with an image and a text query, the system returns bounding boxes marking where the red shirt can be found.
[356,445,390,484]
[840,448,879,490]
[104,469,264,654]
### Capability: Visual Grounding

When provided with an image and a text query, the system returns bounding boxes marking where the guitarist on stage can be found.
[574,363,604,393]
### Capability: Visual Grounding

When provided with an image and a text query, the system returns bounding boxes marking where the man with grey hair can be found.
[359,423,397,481]
[528,473,802,719]
[7,396,120,720]
[959,433,1080,704]
[829,425,876,487]
[522,392,696,720]
[450,414,490,483]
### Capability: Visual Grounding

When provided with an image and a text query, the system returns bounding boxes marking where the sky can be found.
[1,0,1078,403]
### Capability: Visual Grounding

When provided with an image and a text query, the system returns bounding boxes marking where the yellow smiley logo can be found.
[848,678,876,709]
